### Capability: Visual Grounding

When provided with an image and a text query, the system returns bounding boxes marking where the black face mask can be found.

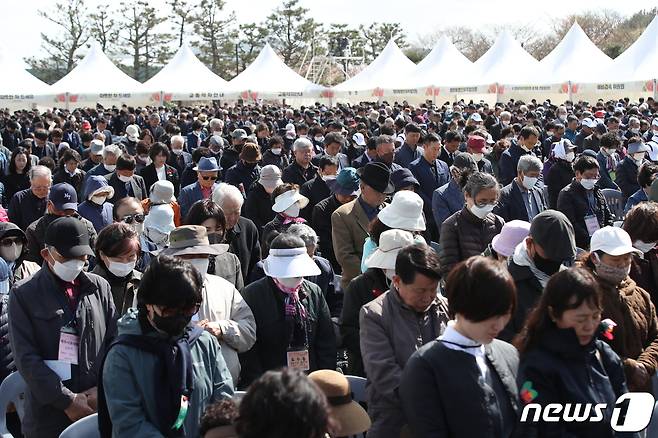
[152,312,191,337]
[532,252,562,276]
[207,232,224,244]
[243,161,257,169]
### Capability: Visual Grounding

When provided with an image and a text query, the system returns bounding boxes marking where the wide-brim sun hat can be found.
[365,229,415,270]
[377,191,426,231]
[159,225,229,257]
[263,247,320,278]
[272,190,309,213]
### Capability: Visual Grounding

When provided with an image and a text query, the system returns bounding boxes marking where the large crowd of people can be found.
[1,96,658,437]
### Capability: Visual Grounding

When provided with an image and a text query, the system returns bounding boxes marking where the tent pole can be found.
[568,81,572,103]
[654,79,657,101]
[65,92,69,111]
[160,91,164,104]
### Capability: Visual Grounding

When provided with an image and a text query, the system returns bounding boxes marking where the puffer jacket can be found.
[557,180,613,250]
[439,206,505,277]
[0,293,13,382]
[0,222,39,286]
[518,326,631,438]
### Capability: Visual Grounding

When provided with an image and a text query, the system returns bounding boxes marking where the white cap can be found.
[126,124,140,142]
[469,113,483,122]
[582,118,597,128]
[263,247,320,278]
[590,226,642,256]
[352,132,366,146]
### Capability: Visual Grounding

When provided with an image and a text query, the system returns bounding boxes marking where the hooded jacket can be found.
[0,222,39,285]
[78,175,114,232]
[102,309,234,438]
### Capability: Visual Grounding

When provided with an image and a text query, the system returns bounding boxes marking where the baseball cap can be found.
[590,226,641,256]
[352,132,366,146]
[467,135,486,153]
[529,210,576,261]
[49,183,78,211]
[231,129,247,140]
[45,216,94,258]
[90,139,104,156]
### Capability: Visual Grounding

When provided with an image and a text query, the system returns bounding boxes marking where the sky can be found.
[1,0,656,67]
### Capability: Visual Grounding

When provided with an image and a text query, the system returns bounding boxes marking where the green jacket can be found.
[102,309,234,437]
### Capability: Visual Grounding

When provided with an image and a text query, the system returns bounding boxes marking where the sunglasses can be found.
[156,302,201,317]
[201,175,218,181]
[0,237,22,247]
[120,213,145,224]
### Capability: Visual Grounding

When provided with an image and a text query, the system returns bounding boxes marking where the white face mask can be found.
[172,148,183,155]
[270,148,282,156]
[117,174,132,183]
[91,195,107,205]
[321,174,337,182]
[633,153,646,162]
[630,128,640,134]
[565,151,575,162]
[49,250,85,282]
[283,203,300,217]
[276,276,303,289]
[634,240,656,254]
[0,242,22,262]
[132,222,144,235]
[605,148,617,156]
[314,136,324,143]
[473,153,484,162]
[580,178,598,190]
[0,279,8,295]
[104,164,116,172]
[469,203,495,219]
[188,258,209,276]
[106,259,136,277]
[522,176,538,190]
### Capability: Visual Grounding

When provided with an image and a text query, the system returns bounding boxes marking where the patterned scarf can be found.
[282,214,306,225]
[273,278,307,319]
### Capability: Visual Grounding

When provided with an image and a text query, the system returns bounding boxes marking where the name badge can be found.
[58,328,79,365]
[287,349,310,371]
[584,214,600,236]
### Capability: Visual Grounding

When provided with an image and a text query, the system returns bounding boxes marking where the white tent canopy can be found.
[606,14,658,84]
[224,43,326,100]
[404,36,479,97]
[142,42,228,103]
[0,46,52,108]
[536,22,612,85]
[474,31,539,86]
[51,41,146,106]
[332,39,416,98]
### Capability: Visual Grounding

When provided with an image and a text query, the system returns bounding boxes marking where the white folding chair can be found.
[59,413,99,438]
[0,372,27,438]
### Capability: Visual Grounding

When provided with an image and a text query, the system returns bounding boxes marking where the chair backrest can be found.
[646,401,658,438]
[232,390,247,402]
[601,188,624,220]
[345,375,367,404]
[59,413,99,438]
[0,372,27,437]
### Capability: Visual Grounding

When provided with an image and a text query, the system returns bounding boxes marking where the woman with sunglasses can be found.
[100,255,234,437]
[0,222,39,285]
[113,197,154,272]
[91,223,142,315]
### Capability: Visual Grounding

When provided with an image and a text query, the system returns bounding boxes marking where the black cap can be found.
[391,168,419,191]
[452,152,478,172]
[45,217,94,258]
[356,162,393,194]
[529,210,576,261]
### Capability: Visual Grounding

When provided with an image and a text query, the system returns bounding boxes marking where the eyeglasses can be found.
[120,213,145,224]
[201,175,218,181]
[0,237,22,247]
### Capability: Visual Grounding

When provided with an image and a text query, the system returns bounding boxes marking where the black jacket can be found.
[243,181,275,231]
[494,180,547,222]
[615,157,641,202]
[557,180,613,250]
[281,161,318,187]
[238,277,336,388]
[1,172,30,207]
[8,188,48,231]
[312,194,343,273]
[260,150,289,170]
[500,260,544,343]
[224,161,260,194]
[300,175,331,221]
[499,141,534,186]
[53,169,86,199]
[400,339,521,438]
[106,173,148,202]
[518,327,632,438]
[225,216,261,283]
[546,159,574,209]
[139,163,181,198]
[340,268,388,377]
[0,294,13,383]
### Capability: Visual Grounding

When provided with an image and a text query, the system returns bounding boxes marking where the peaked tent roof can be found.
[333,39,417,95]
[51,41,143,95]
[405,35,478,88]
[224,43,326,99]
[143,42,228,98]
[606,14,658,83]
[474,31,539,85]
[0,46,51,95]
[536,22,612,84]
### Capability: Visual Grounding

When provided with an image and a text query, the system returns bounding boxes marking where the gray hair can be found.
[500,111,511,120]
[463,172,499,199]
[170,135,185,147]
[287,223,319,247]
[209,118,224,132]
[212,183,243,207]
[292,137,313,152]
[376,134,395,146]
[517,155,543,173]
[29,165,52,181]
[103,144,121,159]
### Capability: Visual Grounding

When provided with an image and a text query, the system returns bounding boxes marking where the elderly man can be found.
[300,155,339,221]
[9,217,117,437]
[374,135,402,171]
[146,113,165,140]
[162,225,256,384]
[167,134,193,174]
[312,132,349,169]
[494,155,547,223]
[213,183,261,283]
[498,126,540,186]
[220,129,246,172]
[282,137,318,186]
[31,128,56,159]
[25,183,97,264]
[394,123,423,168]
[106,154,148,203]
[360,244,449,438]
[84,143,121,185]
[80,140,104,172]
[178,156,221,218]
[490,110,512,141]
[8,165,52,230]
[332,162,392,289]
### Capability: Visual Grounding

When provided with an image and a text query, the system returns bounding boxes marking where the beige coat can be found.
[331,199,371,289]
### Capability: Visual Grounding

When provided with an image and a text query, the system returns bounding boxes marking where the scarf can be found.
[272,278,309,348]
[512,242,551,288]
[282,214,306,225]
[273,278,307,319]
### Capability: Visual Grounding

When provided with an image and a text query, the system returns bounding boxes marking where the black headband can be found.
[327,392,353,406]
